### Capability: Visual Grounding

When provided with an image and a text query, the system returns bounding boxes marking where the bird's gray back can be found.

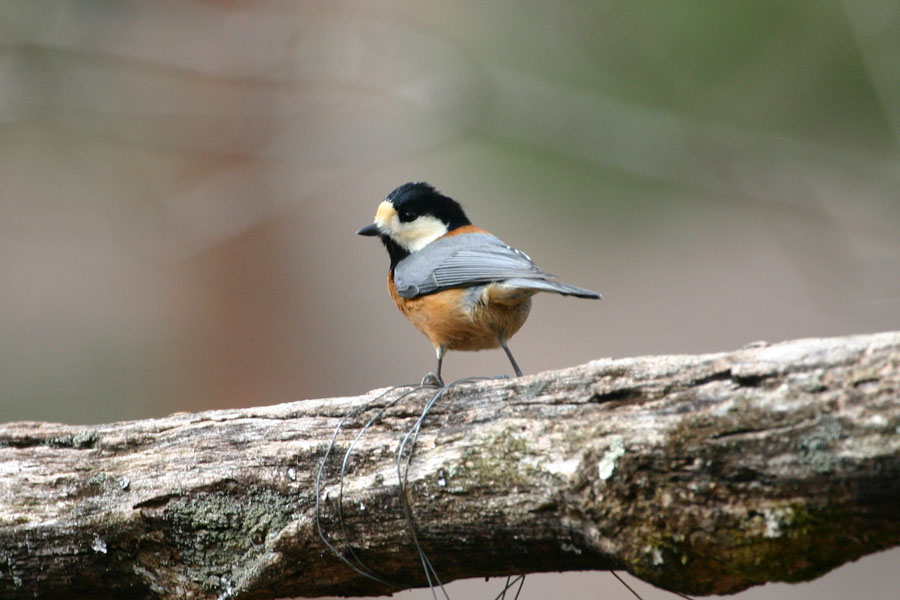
[393,233,549,298]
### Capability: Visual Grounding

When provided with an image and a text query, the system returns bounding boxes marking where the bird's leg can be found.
[420,346,445,387]
[501,343,523,377]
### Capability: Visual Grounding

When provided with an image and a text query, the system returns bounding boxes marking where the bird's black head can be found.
[385,182,471,231]
[357,182,472,268]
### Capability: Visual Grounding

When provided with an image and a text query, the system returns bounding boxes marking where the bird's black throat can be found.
[381,235,411,270]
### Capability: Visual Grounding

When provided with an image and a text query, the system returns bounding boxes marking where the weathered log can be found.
[1,331,898,599]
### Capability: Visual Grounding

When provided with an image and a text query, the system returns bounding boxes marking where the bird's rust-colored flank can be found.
[388,272,532,351]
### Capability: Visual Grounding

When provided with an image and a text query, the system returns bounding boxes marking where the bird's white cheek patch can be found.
[374,200,448,252]
[396,216,448,252]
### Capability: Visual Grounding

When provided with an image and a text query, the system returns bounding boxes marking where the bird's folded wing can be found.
[393,233,551,298]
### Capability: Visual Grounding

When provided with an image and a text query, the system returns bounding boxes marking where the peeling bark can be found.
[1,332,899,599]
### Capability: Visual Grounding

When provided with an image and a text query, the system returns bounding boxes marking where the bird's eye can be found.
[398,209,416,223]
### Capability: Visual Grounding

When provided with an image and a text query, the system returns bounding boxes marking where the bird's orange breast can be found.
[388,271,532,352]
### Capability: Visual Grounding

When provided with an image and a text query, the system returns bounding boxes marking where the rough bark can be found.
[1,332,899,600]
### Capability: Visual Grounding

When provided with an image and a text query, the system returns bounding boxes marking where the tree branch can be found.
[2,332,899,599]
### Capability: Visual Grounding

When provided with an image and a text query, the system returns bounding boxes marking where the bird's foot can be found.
[420,372,444,387]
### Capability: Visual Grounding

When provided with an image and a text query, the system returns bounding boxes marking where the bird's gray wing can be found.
[393,233,550,298]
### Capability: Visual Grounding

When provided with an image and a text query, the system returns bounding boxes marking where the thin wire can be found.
[318,373,520,600]
[335,385,425,581]
[397,383,456,600]
[395,376,506,600]
[493,575,526,600]
[499,576,511,600]
[609,570,695,600]
[610,570,644,600]
[315,383,426,587]
[513,575,525,600]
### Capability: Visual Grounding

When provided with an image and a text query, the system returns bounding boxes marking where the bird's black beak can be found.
[356,223,380,236]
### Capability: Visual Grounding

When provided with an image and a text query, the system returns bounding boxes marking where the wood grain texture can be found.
[1,332,899,599]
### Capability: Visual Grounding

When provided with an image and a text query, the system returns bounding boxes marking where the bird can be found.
[357,182,601,386]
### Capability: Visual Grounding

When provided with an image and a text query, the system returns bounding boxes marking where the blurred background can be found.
[2,1,898,598]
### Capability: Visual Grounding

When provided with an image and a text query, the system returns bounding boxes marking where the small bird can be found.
[357,182,601,385]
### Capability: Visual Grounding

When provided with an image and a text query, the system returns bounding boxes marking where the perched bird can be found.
[357,182,601,385]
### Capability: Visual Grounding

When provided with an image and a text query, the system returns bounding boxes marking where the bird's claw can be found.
[420,372,444,387]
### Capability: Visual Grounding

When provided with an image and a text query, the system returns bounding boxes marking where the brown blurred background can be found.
[2,1,898,598]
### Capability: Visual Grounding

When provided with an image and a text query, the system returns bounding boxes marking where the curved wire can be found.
[315,383,426,587]
[334,384,425,583]
[317,373,529,600]
[395,376,505,600]
[398,383,455,600]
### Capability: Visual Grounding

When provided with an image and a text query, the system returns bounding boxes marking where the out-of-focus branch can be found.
[1,332,899,599]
